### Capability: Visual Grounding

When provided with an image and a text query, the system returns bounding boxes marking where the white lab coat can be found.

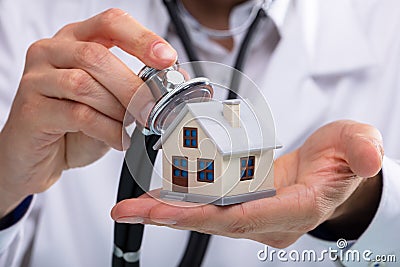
[0,0,399,266]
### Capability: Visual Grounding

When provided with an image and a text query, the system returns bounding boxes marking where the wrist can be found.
[0,195,33,230]
[315,171,383,240]
[0,186,28,218]
[0,134,29,218]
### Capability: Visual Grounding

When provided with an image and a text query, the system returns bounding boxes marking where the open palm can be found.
[112,120,383,248]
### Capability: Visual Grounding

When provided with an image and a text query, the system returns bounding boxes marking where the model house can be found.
[153,99,281,205]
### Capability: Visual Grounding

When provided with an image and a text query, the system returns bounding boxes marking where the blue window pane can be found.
[185,130,190,136]
[185,139,190,146]
[182,171,188,178]
[207,162,213,170]
[207,172,213,181]
[248,169,253,177]
[174,170,180,177]
[241,170,245,178]
[199,172,205,180]
[181,159,187,167]
[191,130,197,137]
[192,140,197,146]
[241,159,246,167]
[199,161,205,169]
[174,159,179,166]
[248,159,254,166]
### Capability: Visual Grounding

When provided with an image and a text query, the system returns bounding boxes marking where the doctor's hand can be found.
[111,120,384,247]
[0,8,177,217]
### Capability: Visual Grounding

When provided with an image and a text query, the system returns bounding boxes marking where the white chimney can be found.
[223,100,241,128]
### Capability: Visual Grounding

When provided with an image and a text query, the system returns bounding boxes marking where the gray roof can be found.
[154,100,281,156]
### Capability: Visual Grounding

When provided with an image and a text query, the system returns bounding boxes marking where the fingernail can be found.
[116,217,144,224]
[151,218,177,225]
[152,42,177,61]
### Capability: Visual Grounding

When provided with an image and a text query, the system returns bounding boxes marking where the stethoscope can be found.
[112,1,273,267]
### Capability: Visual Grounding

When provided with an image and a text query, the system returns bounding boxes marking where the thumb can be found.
[342,121,384,177]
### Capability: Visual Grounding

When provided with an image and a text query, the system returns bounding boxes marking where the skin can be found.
[180,0,248,50]
[111,121,384,245]
[0,0,384,248]
[181,0,247,30]
[0,8,178,217]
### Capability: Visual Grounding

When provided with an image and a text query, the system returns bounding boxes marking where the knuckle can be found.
[20,72,37,89]
[26,39,48,59]
[72,104,96,123]
[63,70,93,98]
[75,42,109,69]
[99,8,127,28]
[55,22,77,37]
[18,72,42,98]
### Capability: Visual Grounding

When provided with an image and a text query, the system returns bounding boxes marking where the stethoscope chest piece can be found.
[138,63,213,136]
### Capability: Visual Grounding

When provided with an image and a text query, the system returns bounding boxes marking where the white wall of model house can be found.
[161,110,275,197]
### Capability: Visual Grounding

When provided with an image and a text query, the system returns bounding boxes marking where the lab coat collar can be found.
[148,0,376,77]
[146,0,290,46]
[267,0,291,34]
[297,0,377,76]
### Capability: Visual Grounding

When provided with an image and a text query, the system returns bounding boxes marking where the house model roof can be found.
[153,100,282,156]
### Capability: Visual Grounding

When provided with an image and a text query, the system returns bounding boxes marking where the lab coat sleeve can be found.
[0,196,36,267]
[339,156,400,267]
[309,156,400,267]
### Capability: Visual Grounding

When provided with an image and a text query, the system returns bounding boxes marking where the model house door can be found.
[172,176,188,193]
[172,156,188,193]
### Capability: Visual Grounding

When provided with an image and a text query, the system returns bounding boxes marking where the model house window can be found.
[172,156,188,179]
[197,159,214,183]
[241,156,255,180]
[183,127,198,148]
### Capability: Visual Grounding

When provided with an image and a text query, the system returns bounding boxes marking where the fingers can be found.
[20,8,178,155]
[25,8,175,126]
[27,69,125,122]
[341,122,384,177]
[55,8,177,69]
[36,39,143,108]
[26,39,156,123]
[111,184,319,236]
[36,97,125,150]
[303,120,384,178]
